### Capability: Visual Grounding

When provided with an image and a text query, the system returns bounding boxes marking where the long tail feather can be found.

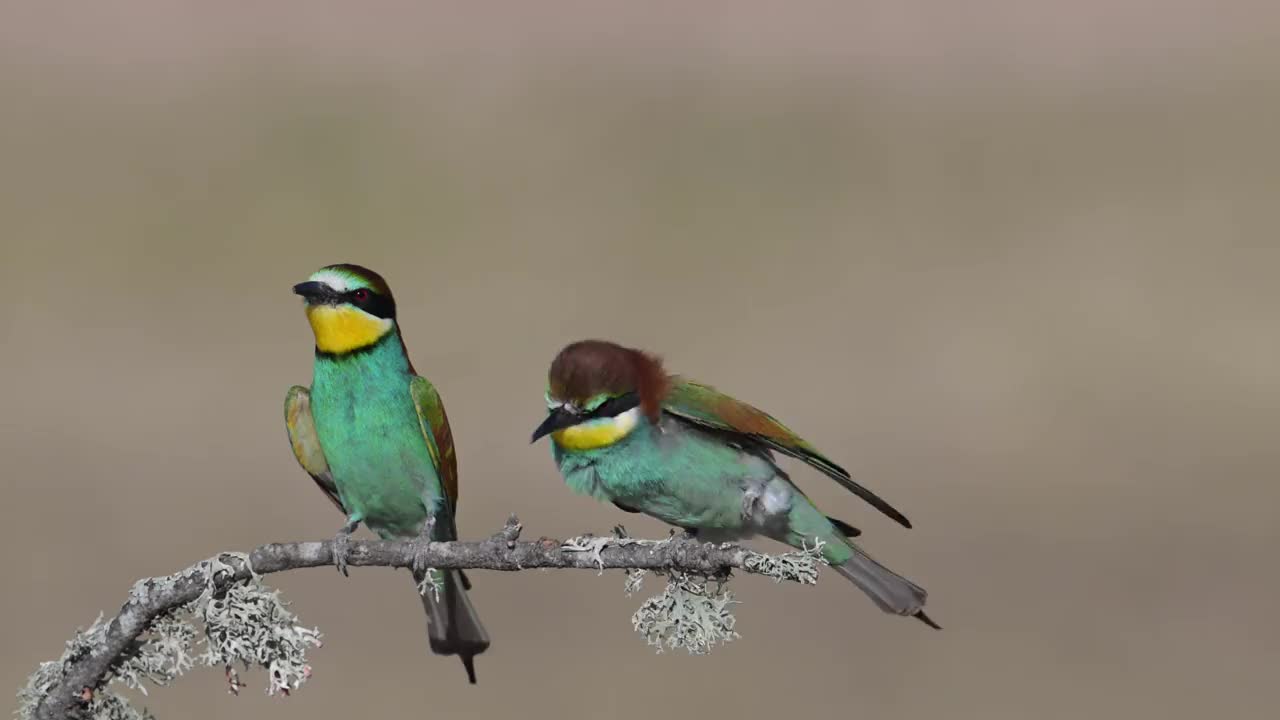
[914,609,942,629]
[413,568,491,683]
[832,545,939,629]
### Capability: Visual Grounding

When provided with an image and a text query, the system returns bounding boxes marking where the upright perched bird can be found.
[284,263,490,682]
[531,339,938,628]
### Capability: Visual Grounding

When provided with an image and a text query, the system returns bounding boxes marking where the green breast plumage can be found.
[554,416,775,531]
[553,413,855,566]
[309,335,441,538]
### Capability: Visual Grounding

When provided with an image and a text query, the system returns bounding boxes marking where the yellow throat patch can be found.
[552,408,641,451]
[306,305,393,354]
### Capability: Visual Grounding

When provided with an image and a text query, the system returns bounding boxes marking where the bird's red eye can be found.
[353,289,369,302]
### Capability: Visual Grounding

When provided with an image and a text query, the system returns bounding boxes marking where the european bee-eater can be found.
[284,263,490,683]
[531,339,937,628]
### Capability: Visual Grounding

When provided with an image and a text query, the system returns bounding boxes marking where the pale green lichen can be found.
[195,557,322,697]
[623,569,648,596]
[114,614,197,697]
[17,614,109,720]
[561,533,677,574]
[560,534,619,573]
[415,570,443,602]
[17,556,322,720]
[563,534,828,654]
[631,572,740,655]
[15,613,166,720]
[623,537,827,654]
[16,662,60,720]
[742,538,827,585]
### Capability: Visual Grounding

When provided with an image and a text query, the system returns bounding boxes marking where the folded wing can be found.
[662,379,912,529]
[284,385,342,512]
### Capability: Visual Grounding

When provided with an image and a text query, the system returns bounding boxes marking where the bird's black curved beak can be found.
[531,408,578,443]
[293,281,336,304]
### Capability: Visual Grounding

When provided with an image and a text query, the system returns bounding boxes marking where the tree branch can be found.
[30,515,820,720]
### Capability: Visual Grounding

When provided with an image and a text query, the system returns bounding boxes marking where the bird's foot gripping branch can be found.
[20,515,826,720]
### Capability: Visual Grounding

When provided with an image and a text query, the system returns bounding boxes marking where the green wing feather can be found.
[662,379,913,529]
[284,385,342,512]
[409,376,460,509]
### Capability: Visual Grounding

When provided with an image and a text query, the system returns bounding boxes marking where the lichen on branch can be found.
[21,515,825,720]
[19,557,320,720]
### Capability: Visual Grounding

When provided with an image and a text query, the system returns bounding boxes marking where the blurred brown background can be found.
[2,2,1278,719]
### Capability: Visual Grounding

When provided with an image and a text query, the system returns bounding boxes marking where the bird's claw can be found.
[410,536,432,577]
[332,517,360,576]
[332,529,351,576]
[411,515,437,577]
[612,524,629,539]
[410,533,442,601]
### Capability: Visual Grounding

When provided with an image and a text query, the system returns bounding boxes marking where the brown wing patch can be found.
[665,380,816,450]
[701,391,804,445]
[409,376,460,508]
[664,380,913,529]
[433,401,459,506]
[284,385,343,512]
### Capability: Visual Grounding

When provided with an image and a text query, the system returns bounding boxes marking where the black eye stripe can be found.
[584,392,640,420]
[342,289,396,319]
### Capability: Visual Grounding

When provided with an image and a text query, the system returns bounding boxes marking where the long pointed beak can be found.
[293,281,335,304]
[531,408,579,443]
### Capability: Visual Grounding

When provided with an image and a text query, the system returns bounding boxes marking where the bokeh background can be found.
[3,2,1278,719]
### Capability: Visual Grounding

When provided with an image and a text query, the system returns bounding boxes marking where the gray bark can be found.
[32,516,771,720]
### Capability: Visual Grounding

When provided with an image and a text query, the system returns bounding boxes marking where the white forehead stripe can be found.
[544,393,583,414]
[308,269,360,293]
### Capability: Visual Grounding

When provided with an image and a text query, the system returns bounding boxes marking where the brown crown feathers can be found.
[547,340,672,421]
